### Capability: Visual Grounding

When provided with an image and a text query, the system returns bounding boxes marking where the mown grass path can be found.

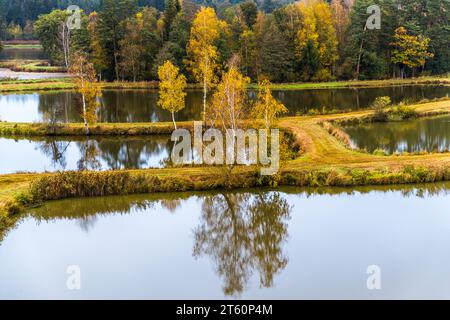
[1,99,450,213]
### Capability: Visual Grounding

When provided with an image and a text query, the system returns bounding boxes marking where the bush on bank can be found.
[0,163,446,215]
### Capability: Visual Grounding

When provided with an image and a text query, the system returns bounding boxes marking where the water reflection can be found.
[1,85,450,123]
[193,192,291,296]
[0,136,172,173]
[0,48,47,60]
[344,115,450,154]
[2,183,450,298]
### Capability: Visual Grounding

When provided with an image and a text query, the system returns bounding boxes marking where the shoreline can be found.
[2,76,450,93]
[1,99,450,217]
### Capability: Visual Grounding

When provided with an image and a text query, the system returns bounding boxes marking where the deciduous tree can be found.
[210,64,250,133]
[252,79,288,129]
[391,27,434,78]
[69,52,102,135]
[186,6,222,122]
[157,60,187,129]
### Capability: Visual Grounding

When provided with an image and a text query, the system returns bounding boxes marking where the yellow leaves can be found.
[252,79,288,129]
[191,7,221,44]
[186,7,223,86]
[296,0,319,52]
[157,60,187,115]
[295,0,338,68]
[69,52,102,127]
[210,66,250,129]
[391,27,434,69]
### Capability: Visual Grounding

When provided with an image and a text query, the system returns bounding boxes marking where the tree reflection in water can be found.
[193,192,292,297]
[32,136,173,171]
[77,139,102,171]
[37,139,71,169]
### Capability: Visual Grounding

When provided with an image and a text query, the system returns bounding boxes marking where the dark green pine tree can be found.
[258,16,295,82]
[239,1,258,28]
[97,0,138,80]
[300,39,320,81]
[262,0,276,13]
[163,0,181,41]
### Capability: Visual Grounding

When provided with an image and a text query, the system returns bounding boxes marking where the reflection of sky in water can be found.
[2,85,450,123]
[0,93,41,122]
[0,137,172,173]
[1,188,450,299]
[345,115,450,154]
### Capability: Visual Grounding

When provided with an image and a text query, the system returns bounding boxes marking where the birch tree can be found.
[186,7,222,122]
[157,60,187,129]
[69,52,102,135]
[252,79,288,129]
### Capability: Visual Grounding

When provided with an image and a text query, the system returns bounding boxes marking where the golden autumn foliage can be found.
[391,27,434,78]
[69,52,102,135]
[157,60,187,129]
[210,65,250,131]
[252,79,288,129]
[186,6,223,121]
[296,0,338,79]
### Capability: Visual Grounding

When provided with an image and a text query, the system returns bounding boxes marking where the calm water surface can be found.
[0,47,47,61]
[1,85,449,123]
[1,184,450,299]
[344,115,450,154]
[0,136,173,173]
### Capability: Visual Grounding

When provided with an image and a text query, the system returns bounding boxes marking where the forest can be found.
[1,0,449,83]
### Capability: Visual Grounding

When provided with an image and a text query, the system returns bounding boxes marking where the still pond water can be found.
[0,184,450,299]
[0,47,47,61]
[1,85,449,123]
[0,136,173,174]
[344,115,450,154]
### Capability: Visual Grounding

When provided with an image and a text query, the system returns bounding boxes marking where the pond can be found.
[1,184,450,299]
[0,47,47,61]
[0,135,173,174]
[1,85,449,123]
[343,115,450,154]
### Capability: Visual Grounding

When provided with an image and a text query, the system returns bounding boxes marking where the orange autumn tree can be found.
[391,27,434,78]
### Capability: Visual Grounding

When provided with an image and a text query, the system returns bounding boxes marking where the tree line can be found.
[31,0,450,83]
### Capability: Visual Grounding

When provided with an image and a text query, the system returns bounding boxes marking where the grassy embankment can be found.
[0,59,65,72]
[1,99,450,217]
[0,42,61,73]
[3,44,42,49]
[0,78,74,92]
[3,76,450,93]
[0,60,66,73]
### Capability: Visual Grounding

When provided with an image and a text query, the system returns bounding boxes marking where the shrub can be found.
[312,68,334,82]
[321,121,353,149]
[373,148,388,156]
[372,96,392,121]
[388,104,417,121]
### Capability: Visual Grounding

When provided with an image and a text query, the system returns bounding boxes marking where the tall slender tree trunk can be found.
[113,39,119,81]
[203,76,207,123]
[82,93,89,135]
[172,111,177,130]
[355,26,367,80]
